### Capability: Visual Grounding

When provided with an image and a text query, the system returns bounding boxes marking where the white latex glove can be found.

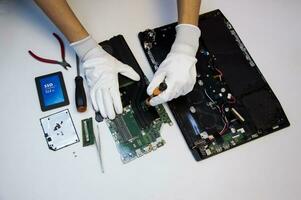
[147,24,201,106]
[71,36,140,119]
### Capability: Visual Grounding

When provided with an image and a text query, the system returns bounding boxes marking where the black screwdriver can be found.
[75,55,87,112]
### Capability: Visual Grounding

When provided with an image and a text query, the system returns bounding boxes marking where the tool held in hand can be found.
[145,82,168,106]
[75,55,87,112]
[95,124,104,173]
[28,33,71,70]
[95,111,103,122]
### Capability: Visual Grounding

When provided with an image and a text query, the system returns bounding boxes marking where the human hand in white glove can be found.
[147,24,201,106]
[71,36,140,119]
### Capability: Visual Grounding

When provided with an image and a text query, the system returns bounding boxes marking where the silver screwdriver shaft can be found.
[95,124,104,173]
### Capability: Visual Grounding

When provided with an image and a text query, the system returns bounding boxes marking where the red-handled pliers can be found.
[28,33,71,70]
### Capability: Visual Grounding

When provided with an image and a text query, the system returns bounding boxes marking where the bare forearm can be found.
[34,0,88,42]
[177,0,201,26]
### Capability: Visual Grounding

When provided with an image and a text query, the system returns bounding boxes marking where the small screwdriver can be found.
[145,82,168,106]
[75,55,87,112]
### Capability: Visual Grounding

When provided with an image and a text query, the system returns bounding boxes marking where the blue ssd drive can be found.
[35,72,69,111]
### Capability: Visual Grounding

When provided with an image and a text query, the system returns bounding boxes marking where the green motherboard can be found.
[106,104,172,163]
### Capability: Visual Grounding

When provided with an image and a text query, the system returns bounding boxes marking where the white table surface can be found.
[0,0,300,200]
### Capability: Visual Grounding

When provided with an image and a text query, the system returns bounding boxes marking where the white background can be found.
[0,0,300,200]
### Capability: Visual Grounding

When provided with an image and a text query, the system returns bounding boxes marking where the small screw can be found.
[198,80,204,86]
[190,106,196,113]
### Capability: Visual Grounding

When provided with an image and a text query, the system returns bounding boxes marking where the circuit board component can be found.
[81,117,95,147]
[107,104,171,163]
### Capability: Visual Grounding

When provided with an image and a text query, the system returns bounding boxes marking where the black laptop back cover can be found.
[138,9,290,161]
